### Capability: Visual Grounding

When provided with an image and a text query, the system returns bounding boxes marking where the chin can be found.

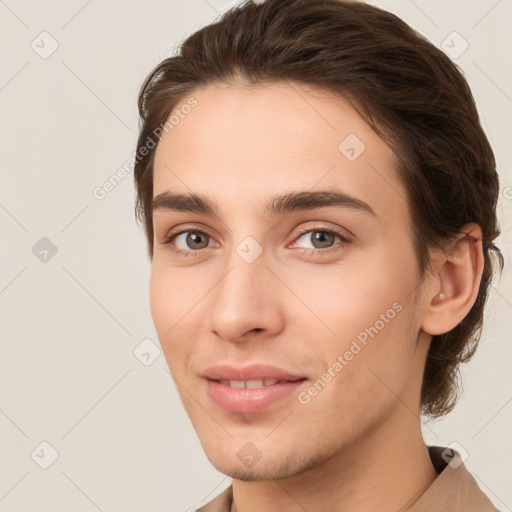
[203,443,326,482]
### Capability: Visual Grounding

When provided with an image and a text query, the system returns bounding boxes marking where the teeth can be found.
[219,379,280,388]
[245,380,264,389]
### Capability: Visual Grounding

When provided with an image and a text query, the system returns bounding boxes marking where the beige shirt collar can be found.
[197,445,500,512]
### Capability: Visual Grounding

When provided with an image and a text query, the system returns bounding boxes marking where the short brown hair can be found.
[133,0,504,418]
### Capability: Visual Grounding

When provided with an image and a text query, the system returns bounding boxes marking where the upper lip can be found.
[202,364,307,382]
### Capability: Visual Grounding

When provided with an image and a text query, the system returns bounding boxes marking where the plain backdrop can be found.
[0,0,511,510]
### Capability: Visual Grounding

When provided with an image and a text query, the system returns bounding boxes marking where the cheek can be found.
[301,308,416,435]
[149,264,186,365]
[149,262,206,376]
[297,258,409,341]
[149,261,195,331]
[294,250,418,393]
[149,265,172,334]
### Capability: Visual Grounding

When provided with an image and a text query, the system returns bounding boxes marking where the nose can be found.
[207,245,285,343]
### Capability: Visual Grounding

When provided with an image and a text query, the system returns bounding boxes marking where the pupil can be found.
[189,232,207,249]
[313,231,333,248]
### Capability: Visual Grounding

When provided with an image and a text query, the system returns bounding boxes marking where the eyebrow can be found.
[152,189,377,218]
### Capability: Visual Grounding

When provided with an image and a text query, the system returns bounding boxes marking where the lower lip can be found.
[205,379,306,414]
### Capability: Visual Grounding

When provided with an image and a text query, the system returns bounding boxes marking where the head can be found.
[134,0,503,480]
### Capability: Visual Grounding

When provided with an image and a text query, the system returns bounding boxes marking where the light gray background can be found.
[0,0,511,510]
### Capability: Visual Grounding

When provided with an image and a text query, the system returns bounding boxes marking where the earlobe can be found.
[421,224,484,336]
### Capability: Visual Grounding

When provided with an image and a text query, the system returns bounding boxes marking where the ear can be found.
[421,223,484,336]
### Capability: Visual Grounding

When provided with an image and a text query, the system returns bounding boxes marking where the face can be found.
[150,81,431,481]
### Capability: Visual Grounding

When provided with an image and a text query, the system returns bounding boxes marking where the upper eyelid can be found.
[166,222,345,236]
[291,227,350,249]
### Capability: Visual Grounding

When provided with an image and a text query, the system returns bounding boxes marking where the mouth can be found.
[216,378,301,388]
[204,378,308,414]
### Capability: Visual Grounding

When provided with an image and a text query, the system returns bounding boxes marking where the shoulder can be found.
[408,445,501,512]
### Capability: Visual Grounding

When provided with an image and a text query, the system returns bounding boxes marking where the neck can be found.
[231,408,438,512]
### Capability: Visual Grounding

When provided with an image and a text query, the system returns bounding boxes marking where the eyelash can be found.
[163,224,351,259]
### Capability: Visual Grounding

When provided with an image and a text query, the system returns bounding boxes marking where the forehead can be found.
[152,80,407,223]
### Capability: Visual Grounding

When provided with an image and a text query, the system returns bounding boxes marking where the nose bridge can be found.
[218,225,269,291]
[216,238,269,310]
[207,236,282,340]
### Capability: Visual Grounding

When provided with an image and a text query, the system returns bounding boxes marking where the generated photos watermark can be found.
[298,301,403,405]
[92,96,198,201]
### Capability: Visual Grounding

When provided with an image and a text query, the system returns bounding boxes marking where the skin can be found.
[149,80,484,512]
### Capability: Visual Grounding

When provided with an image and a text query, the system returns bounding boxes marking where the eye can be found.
[163,229,217,257]
[161,224,351,259]
[291,226,351,255]
[174,231,211,250]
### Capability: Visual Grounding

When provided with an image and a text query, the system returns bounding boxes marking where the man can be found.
[133,0,504,510]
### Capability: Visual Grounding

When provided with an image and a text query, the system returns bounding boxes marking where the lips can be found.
[202,364,306,382]
[202,364,308,413]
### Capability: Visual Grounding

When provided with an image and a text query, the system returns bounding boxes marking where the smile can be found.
[219,379,280,388]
